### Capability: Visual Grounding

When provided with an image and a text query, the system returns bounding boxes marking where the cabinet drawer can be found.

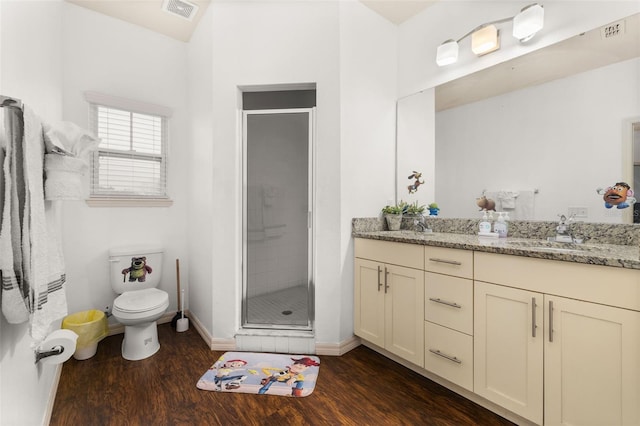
[475,252,640,311]
[355,238,423,269]
[424,321,473,391]
[425,273,473,335]
[425,247,473,279]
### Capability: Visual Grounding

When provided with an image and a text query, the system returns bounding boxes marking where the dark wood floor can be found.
[51,323,515,426]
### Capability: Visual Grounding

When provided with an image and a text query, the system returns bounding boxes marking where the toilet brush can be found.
[171,259,188,328]
[176,289,189,332]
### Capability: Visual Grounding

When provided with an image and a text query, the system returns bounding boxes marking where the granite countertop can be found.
[352,217,640,270]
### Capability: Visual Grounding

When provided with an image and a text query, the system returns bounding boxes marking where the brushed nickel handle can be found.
[428,257,462,266]
[377,266,382,292]
[532,297,537,338]
[429,297,462,309]
[548,300,554,343]
[384,267,389,293]
[429,349,462,364]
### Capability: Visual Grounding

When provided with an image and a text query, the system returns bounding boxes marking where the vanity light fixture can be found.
[436,39,459,66]
[513,3,545,42]
[471,25,500,56]
[435,3,544,66]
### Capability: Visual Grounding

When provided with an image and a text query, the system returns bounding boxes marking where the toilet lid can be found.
[114,288,168,313]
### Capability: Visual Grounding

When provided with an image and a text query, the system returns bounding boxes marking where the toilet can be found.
[109,246,169,361]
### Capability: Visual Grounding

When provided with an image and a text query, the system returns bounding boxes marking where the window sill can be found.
[86,198,173,208]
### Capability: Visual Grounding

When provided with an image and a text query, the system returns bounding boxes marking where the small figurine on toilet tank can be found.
[596,182,636,209]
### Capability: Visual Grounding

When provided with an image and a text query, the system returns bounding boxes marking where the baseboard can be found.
[315,335,361,356]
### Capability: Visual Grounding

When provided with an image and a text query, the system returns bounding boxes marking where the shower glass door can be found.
[242,108,314,330]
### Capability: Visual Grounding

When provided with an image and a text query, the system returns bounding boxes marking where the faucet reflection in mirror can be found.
[436,3,544,66]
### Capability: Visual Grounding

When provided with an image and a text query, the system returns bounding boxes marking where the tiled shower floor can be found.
[246,284,309,326]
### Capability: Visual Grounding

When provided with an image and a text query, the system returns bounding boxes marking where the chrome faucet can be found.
[414,215,432,233]
[554,214,574,243]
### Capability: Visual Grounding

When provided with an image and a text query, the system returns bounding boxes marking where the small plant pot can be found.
[385,213,402,231]
[428,208,440,216]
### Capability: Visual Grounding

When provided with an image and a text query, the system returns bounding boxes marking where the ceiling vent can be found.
[162,0,199,21]
[601,19,625,39]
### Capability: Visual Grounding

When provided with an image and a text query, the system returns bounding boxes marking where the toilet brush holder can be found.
[176,317,189,333]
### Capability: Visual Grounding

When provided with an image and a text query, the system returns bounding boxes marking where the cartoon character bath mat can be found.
[197,351,320,397]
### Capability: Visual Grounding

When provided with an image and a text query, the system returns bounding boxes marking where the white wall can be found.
[59,3,190,324]
[0,2,64,425]
[436,58,640,222]
[186,4,214,341]
[339,2,398,341]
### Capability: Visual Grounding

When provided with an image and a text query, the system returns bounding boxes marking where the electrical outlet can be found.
[568,207,588,218]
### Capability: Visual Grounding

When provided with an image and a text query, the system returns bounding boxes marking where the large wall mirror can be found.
[403,13,640,224]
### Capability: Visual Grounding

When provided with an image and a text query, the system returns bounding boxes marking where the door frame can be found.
[241,107,316,330]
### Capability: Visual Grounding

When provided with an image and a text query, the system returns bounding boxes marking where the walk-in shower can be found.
[242,89,315,330]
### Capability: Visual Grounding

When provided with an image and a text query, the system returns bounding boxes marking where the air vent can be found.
[162,0,199,21]
[601,19,625,39]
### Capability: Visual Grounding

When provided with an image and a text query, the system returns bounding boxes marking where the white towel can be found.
[43,120,99,158]
[0,106,30,323]
[44,154,89,200]
[511,190,536,220]
[498,191,519,209]
[23,106,67,341]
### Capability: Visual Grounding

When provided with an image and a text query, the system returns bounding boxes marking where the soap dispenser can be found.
[478,211,492,234]
[494,212,508,238]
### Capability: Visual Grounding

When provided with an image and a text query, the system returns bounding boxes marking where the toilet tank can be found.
[109,246,164,294]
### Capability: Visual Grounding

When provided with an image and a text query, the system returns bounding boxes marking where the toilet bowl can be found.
[112,288,170,360]
[109,246,168,361]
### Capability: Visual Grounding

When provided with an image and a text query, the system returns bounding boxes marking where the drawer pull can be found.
[429,349,462,364]
[377,266,382,292]
[549,300,554,343]
[532,297,537,338]
[429,297,461,309]
[428,257,462,266]
[384,267,390,294]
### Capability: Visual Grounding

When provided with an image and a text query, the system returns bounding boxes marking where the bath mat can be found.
[196,351,320,397]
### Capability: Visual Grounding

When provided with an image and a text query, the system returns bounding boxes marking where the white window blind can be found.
[87,95,169,199]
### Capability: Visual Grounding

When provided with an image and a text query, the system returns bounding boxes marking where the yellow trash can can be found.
[61,310,109,360]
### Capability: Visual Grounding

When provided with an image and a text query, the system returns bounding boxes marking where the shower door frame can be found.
[241,107,316,331]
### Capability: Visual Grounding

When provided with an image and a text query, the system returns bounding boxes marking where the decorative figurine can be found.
[597,182,637,209]
[476,195,496,211]
[407,171,424,194]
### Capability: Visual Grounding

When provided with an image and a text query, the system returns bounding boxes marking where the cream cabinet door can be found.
[354,258,385,348]
[544,296,640,426]
[474,281,544,425]
[385,264,424,367]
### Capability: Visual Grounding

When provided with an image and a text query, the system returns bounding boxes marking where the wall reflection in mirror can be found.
[428,13,640,224]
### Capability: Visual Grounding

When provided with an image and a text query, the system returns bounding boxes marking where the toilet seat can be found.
[114,288,169,313]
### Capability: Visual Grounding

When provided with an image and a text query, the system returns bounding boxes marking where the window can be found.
[85,92,172,206]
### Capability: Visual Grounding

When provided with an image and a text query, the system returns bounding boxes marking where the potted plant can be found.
[428,202,440,216]
[381,201,406,231]
[404,201,426,217]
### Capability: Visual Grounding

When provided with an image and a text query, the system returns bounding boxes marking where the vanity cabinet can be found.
[424,247,474,391]
[354,239,425,366]
[475,252,640,426]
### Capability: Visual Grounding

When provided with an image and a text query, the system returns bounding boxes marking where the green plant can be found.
[404,201,426,215]
[382,201,407,215]
[428,202,439,209]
